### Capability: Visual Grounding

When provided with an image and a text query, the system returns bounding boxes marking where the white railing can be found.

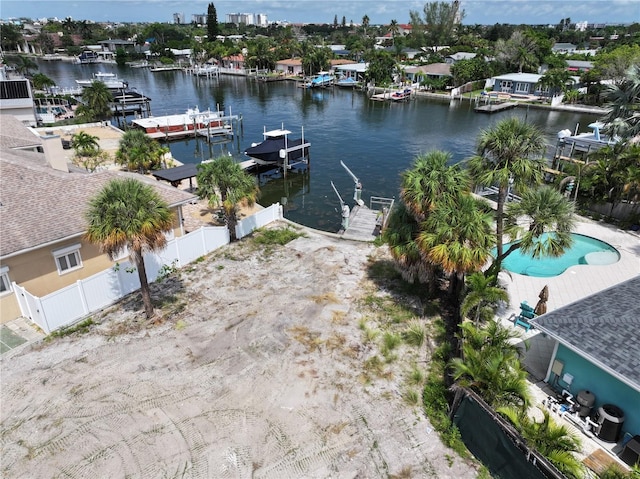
[14,204,282,333]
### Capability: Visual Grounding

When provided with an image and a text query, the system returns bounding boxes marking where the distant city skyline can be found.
[3,0,637,26]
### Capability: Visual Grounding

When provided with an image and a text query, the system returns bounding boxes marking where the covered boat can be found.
[335,76,359,88]
[76,72,128,90]
[305,72,334,88]
[245,127,310,166]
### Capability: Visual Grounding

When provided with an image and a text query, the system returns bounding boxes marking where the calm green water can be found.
[500,233,620,277]
[38,61,600,232]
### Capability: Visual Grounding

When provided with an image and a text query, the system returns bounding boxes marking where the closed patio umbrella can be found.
[534,285,549,315]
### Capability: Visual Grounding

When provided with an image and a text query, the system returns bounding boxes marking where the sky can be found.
[1,0,638,26]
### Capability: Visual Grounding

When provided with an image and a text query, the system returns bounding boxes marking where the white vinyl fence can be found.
[14,204,282,333]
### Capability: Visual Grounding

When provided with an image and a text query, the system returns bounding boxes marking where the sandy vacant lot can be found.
[1,226,478,478]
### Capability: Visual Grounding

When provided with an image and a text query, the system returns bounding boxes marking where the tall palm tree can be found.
[76,81,112,121]
[502,185,575,262]
[361,15,370,37]
[601,64,640,140]
[71,131,99,157]
[196,156,259,241]
[450,320,531,410]
[466,117,546,276]
[498,406,585,478]
[85,178,175,319]
[460,272,509,327]
[400,150,469,221]
[417,193,495,302]
[388,19,399,44]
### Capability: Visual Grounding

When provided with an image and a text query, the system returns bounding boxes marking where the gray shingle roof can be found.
[0,149,197,258]
[531,276,640,391]
[0,115,42,149]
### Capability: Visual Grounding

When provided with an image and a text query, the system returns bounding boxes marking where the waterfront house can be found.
[566,60,594,73]
[445,52,477,64]
[552,42,578,54]
[490,72,581,97]
[0,117,196,326]
[221,54,246,71]
[404,63,452,83]
[531,276,640,442]
[275,58,303,76]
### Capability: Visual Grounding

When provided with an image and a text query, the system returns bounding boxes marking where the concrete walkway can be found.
[0,317,44,355]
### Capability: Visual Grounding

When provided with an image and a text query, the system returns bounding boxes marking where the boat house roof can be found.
[531,275,640,392]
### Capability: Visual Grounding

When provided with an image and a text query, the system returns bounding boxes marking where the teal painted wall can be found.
[554,344,640,438]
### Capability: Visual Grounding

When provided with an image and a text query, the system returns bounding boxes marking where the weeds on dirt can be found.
[309,292,340,304]
[407,366,425,386]
[403,321,427,348]
[46,318,94,340]
[402,389,420,406]
[288,325,323,353]
[251,226,304,246]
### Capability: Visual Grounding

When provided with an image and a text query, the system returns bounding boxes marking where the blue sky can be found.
[3,0,638,25]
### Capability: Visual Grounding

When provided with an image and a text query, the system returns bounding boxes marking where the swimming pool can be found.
[500,233,620,277]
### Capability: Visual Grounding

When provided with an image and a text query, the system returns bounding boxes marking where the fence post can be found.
[76,280,90,315]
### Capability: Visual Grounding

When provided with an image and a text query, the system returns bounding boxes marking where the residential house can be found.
[220,54,246,71]
[490,72,580,97]
[404,63,452,83]
[552,42,578,54]
[0,66,37,126]
[445,52,477,64]
[98,39,136,53]
[0,116,196,325]
[566,60,594,73]
[531,276,640,444]
[275,58,303,76]
[333,63,368,82]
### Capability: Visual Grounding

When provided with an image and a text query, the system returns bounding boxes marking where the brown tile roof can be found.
[276,58,302,66]
[0,115,42,149]
[0,149,197,258]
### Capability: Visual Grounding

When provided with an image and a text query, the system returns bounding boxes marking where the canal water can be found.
[37,61,599,232]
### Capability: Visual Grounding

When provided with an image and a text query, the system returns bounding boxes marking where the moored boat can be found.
[131,107,234,140]
[75,72,128,90]
[390,88,412,101]
[335,76,360,88]
[245,126,311,166]
[305,71,335,88]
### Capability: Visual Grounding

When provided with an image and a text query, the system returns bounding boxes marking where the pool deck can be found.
[498,217,640,319]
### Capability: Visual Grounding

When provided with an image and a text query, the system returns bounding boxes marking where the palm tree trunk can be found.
[135,253,155,319]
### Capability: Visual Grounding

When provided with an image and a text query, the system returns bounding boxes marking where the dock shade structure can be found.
[152,164,199,189]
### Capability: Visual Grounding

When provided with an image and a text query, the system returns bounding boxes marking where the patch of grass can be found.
[310,292,340,304]
[389,465,413,479]
[382,331,402,351]
[47,318,94,340]
[331,310,347,324]
[175,320,187,330]
[407,366,424,386]
[325,332,346,352]
[402,389,420,406]
[361,294,416,325]
[362,326,380,344]
[288,325,323,353]
[252,226,304,246]
[358,318,368,330]
[403,321,426,348]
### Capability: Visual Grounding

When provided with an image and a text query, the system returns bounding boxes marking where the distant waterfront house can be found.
[566,60,594,73]
[491,72,581,97]
[99,39,136,53]
[221,54,245,70]
[445,52,477,64]
[0,117,196,326]
[334,63,368,81]
[531,276,640,441]
[275,58,303,76]
[552,42,577,54]
[404,63,452,83]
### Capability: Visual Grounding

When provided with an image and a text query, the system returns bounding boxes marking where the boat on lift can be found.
[305,71,335,88]
[245,125,310,166]
[75,72,128,90]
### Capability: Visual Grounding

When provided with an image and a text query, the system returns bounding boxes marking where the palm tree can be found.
[71,131,99,157]
[502,186,575,262]
[196,156,259,241]
[466,117,546,276]
[461,272,509,327]
[5,54,38,76]
[388,19,399,44]
[601,64,640,140]
[400,150,469,221]
[85,178,175,319]
[450,320,531,409]
[76,81,112,121]
[417,193,495,302]
[498,406,585,478]
[115,130,168,173]
[361,14,370,37]
[536,68,575,100]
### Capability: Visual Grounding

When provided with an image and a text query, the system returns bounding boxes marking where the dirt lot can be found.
[0,226,478,478]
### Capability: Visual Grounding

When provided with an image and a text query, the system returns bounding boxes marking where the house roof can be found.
[276,58,302,66]
[447,52,477,61]
[405,63,452,76]
[552,42,577,50]
[566,60,594,69]
[0,115,42,149]
[0,149,197,258]
[531,275,640,392]
[493,72,542,83]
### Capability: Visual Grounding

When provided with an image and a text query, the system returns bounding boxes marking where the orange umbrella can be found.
[534,285,549,315]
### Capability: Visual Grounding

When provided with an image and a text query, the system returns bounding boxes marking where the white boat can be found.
[194,65,219,76]
[131,107,234,140]
[557,122,618,153]
[305,71,334,88]
[75,72,128,90]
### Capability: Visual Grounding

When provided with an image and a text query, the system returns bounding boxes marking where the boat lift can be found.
[330,181,350,230]
[340,160,364,206]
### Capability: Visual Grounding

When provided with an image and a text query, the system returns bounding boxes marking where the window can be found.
[0,266,11,294]
[53,244,82,274]
[500,80,512,92]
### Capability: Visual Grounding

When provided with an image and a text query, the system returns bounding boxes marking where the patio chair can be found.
[513,301,536,332]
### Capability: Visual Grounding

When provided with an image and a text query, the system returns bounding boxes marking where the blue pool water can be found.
[500,233,620,277]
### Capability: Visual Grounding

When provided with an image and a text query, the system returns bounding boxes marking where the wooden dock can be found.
[474,101,518,113]
[340,206,380,242]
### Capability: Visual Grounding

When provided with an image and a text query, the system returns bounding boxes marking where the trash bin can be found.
[620,435,640,467]
[595,404,625,442]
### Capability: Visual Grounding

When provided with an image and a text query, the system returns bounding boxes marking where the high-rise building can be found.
[173,13,185,24]
[192,13,207,25]
[226,13,258,25]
